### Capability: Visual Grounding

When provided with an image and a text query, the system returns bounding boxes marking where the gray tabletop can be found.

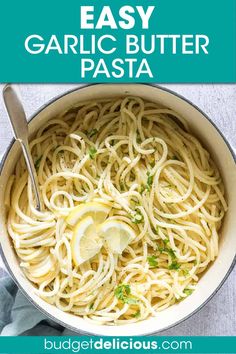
[0,84,235,336]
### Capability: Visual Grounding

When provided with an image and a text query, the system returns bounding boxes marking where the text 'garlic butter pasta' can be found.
[5,96,227,325]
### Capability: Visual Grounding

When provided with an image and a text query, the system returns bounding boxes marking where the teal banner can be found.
[0,336,236,354]
[0,0,235,82]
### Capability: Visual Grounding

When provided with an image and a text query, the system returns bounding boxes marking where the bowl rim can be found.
[0,83,235,336]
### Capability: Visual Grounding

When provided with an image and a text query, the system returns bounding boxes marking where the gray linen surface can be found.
[0,84,235,337]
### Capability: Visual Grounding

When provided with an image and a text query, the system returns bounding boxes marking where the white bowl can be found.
[0,84,235,336]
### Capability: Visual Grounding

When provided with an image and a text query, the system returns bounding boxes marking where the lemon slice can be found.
[66,202,110,226]
[71,216,102,266]
[99,220,136,254]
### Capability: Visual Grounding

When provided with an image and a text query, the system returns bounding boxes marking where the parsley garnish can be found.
[150,160,155,168]
[114,284,138,304]
[159,246,176,260]
[166,248,176,259]
[131,210,143,224]
[147,255,158,268]
[159,245,180,270]
[168,261,181,270]
[146,172,153,191]
[136,134,142,144]
[130,198,140,208]
[184,288,194,296]
[124,297,138,304]
[120,182,125,191]
[115,284,130,299]
[88,147,97,159]
[152,227,158,235]
[89,303,94,310]
[88,129,98,138]
[132,310,141,318]
[34,156,42,170]
[182,269,189,276]
[139,185,145,195]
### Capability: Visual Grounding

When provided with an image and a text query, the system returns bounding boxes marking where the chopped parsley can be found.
[132,310,141,318]
[88,147,97,159]
[159,246,176,260]
[124,297,138,305]
[114,284,138,304]
[136,134,142,144]
[184,288,194,296]
[131,210,143,224]
[147,255,158,268]
[149,160,155,168]
[34,156,42,170]
[152,226,158,235]
[168,261,181,270]
[146,172,153,191]
[89,303,94,310]
[158,245,180,270]
[130,198,140,208]
[115,284,130,299]
[182,269,190,276]
[163,238,169,245]
[88,128,98,138]
[166,248,176,260]
[120,182,125,191]
[139,184,145,195]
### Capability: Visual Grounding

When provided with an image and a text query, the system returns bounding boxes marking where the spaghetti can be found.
[5,96,227,324]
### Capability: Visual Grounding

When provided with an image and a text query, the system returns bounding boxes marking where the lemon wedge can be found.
[71,216,103,266]
[66,202,110,226]
[99,220,136,254]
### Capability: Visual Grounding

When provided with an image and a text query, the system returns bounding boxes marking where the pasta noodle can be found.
[5,96,227,325]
